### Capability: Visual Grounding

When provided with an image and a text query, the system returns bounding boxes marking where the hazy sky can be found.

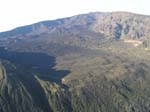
[0,0,149,32]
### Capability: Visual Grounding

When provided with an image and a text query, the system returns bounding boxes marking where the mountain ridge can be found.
[0,11,150,40]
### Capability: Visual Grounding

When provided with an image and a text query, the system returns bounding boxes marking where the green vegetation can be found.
[0,42,150,112]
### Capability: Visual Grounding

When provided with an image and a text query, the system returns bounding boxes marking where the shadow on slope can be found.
[0,47,70,82]
[0,47,70,112]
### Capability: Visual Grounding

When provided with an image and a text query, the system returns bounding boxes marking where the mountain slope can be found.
[0,12,150,112]
[0,12,150,40]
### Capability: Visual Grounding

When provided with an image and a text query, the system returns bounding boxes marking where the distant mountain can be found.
[0,12,150,40]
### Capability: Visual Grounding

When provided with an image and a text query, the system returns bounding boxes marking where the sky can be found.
[0,0,149,32]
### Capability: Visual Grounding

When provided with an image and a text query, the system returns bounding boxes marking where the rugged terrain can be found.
[0,12,150,112]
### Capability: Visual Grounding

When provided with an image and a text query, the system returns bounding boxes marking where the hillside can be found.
[0,12,150,112]
[0,12,150,40]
